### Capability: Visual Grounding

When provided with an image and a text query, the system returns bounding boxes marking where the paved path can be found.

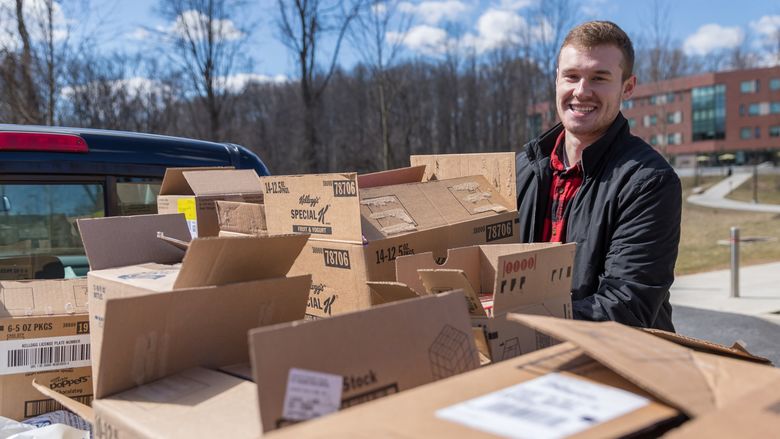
[686,172,780,213]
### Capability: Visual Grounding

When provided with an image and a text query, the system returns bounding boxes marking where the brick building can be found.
[528,66,780,167]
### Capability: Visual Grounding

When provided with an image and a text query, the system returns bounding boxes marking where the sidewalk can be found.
[687,172,780,213]
[670,262,780,318]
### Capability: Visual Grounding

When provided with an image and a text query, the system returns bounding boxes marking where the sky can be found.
[6,0,780,85]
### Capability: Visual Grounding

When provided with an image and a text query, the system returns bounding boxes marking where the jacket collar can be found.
[527,113,628,179]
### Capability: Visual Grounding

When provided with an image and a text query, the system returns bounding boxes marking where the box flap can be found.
[642,328,772,365]
[174,234,308,289]
[216,201,267,235]
[665,377,780,438]
[32,379,95,424]
[260,173,363,243]
[159,167,234,195]
[359,175,514,241]
[182,169,263,196]
[410,152,517,210]
[93,367,260,439]
[395,247,480,296]
[491,243,576,313]
[248,291,480,432]
[367,281,421,306]
[358,165,426,188]
[78,214,191,270]
[507,314,723,417]
[95,274,311,398]
[418,269,485,317]
[0,279,87,317]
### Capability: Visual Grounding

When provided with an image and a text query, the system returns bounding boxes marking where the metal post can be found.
[752,164,758,203]
[730,226,740,298]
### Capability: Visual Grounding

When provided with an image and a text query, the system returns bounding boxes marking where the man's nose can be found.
[573,79,592,97]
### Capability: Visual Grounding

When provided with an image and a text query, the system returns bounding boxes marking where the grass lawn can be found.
[726,173,780,205]
[678,176,780,275]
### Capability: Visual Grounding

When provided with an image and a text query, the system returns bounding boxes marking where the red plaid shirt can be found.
[541,132,583,243]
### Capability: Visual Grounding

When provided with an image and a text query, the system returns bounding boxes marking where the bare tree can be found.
[277,0,361,173]
[348,0,411,169]
[155,0,252,141]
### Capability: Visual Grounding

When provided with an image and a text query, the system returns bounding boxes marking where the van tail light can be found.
[0,132,88,153]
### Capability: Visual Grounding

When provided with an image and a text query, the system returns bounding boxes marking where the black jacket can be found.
[516,113,681,331]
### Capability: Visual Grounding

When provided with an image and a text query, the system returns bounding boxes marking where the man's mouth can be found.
[569,104,596,114]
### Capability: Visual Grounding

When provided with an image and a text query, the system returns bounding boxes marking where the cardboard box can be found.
[260,161,519,318]
[156,167,264,238]
[267,315,780,438]
[215,200,267,237]
[77,213,312,398]
[642,327,772,365]
[0,279,92,420]
[249,291,480,432]
[370,242,576,362]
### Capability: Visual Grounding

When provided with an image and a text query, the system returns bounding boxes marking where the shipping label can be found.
[0,334,91,375]
[177,198,198,238]
[282,368,343,422]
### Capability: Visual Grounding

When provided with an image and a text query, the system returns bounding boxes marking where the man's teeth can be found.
[570,105,595,113]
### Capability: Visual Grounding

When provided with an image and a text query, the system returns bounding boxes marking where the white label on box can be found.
[0,334,91,375]
[435,373,649,439]
[282,368,343,422]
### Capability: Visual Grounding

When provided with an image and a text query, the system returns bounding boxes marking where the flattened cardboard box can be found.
[371,242,575,362]
[157,167,264,238]
[77,214,311,398]
[268,315,780,439]
[260,155,518,318]
[0,279,92,420]
[216,200,267,237]
[249,291,480,432]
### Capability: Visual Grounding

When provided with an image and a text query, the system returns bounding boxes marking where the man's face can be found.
[556,44,635,145]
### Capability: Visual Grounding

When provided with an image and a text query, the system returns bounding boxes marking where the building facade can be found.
[529,66,780,167]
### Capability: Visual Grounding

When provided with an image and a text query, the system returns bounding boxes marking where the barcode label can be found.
[0,335,91,375]
[436,373,649,439]
[25,395,93,418]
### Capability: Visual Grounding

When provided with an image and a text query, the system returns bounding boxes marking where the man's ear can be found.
[622,75,637,99]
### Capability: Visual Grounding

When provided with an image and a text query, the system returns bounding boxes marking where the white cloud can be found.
[163,10,244,42]
[462,8,527,52]
[61,77,171,102]
[683,24,744,56]
[389,24,450,56]
[580,0,609,18]
[496,0,533,10]
[750,15,780,38]
[398,1,470,25]
[128,27,151,41]
[221,73,288,92]
[0,0,68,49]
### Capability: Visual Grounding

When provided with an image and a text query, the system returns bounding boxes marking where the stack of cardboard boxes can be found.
[1,157,777,438]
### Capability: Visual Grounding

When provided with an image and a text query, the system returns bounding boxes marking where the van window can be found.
[0,183,104,279]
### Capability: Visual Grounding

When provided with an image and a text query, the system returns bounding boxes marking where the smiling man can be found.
[516,21,681,330]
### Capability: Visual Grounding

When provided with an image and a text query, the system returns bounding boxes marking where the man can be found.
[516,21,681,331]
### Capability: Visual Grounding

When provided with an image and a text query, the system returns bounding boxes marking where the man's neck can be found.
[563,129,604,166]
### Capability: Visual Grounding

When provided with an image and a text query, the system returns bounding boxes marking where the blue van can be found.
[0,125,270,279]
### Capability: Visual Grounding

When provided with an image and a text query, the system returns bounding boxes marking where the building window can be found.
[628,118,636,128]
[755,127,761,138]
[622,99,634,110]
[771,78,780,91]
[692,84,726,141]
[740,80,758,93]
[643,115,657,127]
[667,133,682,145]
[771,102,780,114]
[666,111,682,124]
[740,127,752,139]
[770,126,780,137]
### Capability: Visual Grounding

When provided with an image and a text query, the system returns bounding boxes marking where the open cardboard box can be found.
[258,153,519,318]
[368,242,576,362]
[156,167,264,238]
[267,315,780,439]
[77,213,311,398]
[249,291,479,433]
[0,279,92,420]
[35,292,477,438]
[216,200,267,237]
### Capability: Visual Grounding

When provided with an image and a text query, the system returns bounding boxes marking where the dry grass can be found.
[727,173,780,205]
[678,176,780,275]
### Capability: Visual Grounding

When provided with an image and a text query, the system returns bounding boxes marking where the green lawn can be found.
[678,176,780,275]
